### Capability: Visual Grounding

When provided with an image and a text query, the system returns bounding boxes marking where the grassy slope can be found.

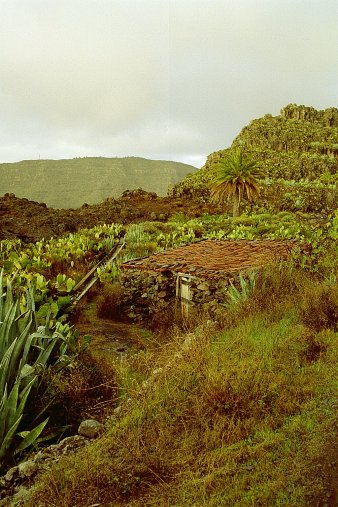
[0,157,197,208]
[28,265,338,507]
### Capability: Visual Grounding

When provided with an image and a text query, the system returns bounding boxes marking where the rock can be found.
[4,467,18,482]
[78,419,104,439]
[10,485,30,506]
[197,283,209,291]
[113,405,123,417]
[18,461,37,479]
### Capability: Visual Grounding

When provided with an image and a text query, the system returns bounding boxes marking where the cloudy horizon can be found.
[0,0,337,169]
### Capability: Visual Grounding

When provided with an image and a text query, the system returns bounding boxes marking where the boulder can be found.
[78,419,104,439]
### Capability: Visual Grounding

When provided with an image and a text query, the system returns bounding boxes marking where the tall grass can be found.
[27,265,338,506]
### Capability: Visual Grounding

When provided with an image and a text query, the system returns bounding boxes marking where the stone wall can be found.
[120,268,246,322]
[120,269,176,321]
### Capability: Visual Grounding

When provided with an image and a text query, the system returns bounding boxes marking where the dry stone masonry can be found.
[121,239,297,320]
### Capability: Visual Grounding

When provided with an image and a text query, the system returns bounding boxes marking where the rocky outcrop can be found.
[281,104,338,127]
[171,104,338,209]
[0,192,220,242]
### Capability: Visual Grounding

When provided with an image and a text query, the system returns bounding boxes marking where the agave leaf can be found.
[0,339,18,394]
[0,269,4,320]
[0,302,18,358]
[35,425,72,444]
[26,288,36,313]
[34,338,59,367]
[14,418,49,455]
[6,317,33,389]
[19,364,35,379]
[3,278,14,316]
[4,380,20,433]
[16,377,37,419]
[0,385,8,443]
[0,415,22,460]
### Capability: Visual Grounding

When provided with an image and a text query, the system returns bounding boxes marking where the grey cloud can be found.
[0,0,337,167]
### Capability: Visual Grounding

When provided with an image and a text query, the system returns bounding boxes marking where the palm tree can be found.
[210,150,264,217]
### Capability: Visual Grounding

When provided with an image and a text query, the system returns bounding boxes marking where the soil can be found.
[0,190,222,242]
[74,299,144,364]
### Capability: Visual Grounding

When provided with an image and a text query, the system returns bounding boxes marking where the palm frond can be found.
[209,149,264,206]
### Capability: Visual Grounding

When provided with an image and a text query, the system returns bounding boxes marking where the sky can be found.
[0,0,337,169]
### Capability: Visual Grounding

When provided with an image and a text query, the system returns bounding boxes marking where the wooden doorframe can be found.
[176,273,193,319]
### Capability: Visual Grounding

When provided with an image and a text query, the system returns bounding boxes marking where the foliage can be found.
[0,270,85,469]
[0,223,123,322]
[227,270,257,306]
[27,264,337,506]
[210,150,264,217]
[172,104,338,215]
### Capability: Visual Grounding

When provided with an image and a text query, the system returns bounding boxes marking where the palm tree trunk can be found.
[233,190,240,217]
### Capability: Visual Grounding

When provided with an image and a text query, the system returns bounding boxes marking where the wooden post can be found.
[176,274,192,319]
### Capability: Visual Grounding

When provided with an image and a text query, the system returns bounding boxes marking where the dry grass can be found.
[96,281,125,320]
[27,267,338,506]
[31,352,118,437]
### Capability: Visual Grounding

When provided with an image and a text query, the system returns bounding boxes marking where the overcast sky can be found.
[0,0,337,168]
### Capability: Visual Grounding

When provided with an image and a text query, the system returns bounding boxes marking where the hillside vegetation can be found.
[27,244,338,506]
[0,157,197,208]
[0,210,337,506]
[173,104,338,214]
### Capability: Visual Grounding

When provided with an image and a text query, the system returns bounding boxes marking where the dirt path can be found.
[74,299,146,368]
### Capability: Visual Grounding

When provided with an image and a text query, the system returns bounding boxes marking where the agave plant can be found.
[0,269,77,469]
[227,270,257,306]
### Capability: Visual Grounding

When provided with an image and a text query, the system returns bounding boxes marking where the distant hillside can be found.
[0,157,197,208]
[173,104,338,195]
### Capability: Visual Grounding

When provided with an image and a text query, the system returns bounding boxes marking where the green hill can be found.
[172,104,338,214]
[0,156,197,208]
[173,104,338,194]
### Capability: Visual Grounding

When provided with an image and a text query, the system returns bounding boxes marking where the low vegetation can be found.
[27,263,337,506]
[0,271,89,470]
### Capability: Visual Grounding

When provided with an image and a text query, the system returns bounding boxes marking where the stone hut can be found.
[120,239,296,320]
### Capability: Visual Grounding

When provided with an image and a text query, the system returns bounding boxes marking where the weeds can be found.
[96,282,124,320]
[28,265,338,506]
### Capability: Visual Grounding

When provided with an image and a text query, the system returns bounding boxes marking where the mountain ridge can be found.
[0,156,197,209]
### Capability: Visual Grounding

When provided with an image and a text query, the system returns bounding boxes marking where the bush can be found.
[28,307,337,507]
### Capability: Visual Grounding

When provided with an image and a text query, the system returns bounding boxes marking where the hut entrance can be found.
[176,274,193,319]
